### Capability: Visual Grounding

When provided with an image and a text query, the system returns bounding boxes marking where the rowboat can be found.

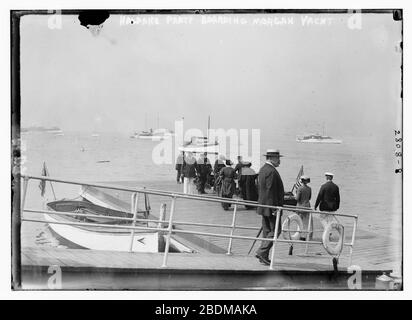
[46,199,137,223]
[45,199,162,252]
[46,188,193,253]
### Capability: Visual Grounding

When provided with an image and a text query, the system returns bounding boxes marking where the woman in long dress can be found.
[239,161,258,209]
[219,159,236,210]
[181,152,198,194]
[296,175,312,240]
[213,154,226,193]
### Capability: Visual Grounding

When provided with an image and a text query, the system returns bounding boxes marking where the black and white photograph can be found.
[9,7,404,293]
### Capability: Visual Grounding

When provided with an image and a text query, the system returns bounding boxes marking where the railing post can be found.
[158,203,167,229]
[128,192,139,252]
[304,212,313,255]
[269,209,281,270]
[158,203,167,251]
[13,176,29,288]
[226,204,238,255]
[349,216,358,265]
[144,192,150,224]
[21,176,29,210]
[161,196,176,268]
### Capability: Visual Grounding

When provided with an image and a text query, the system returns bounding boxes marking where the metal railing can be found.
[19,175,358,270]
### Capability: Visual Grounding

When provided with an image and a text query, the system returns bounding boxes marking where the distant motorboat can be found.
[296,134,342,144]
[22,126,63,135]
[91,133,100,137]
[179,136,219,154]
[131,113,174,140]
[297,124,342,144]
[131,128,174,141]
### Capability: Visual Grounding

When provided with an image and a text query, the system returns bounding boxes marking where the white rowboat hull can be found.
[44,213,160,253]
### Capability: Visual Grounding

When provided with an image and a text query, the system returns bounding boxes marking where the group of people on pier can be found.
[253,149,340,266]
[175,149,340,266]
[175,152,259,209]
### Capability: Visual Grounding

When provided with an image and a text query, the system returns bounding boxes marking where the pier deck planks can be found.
[22,245,387,272]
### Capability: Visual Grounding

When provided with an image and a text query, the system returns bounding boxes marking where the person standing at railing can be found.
[314,172,340,228]
[296,175,312,240]
[255,149,284,266]
[182,152,198,195]
[219,159,236,210]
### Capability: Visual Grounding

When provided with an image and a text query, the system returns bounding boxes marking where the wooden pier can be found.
[19,179,402,290]
[21,246,390,290]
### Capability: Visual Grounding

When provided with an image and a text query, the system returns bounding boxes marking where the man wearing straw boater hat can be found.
[255,149,285,266]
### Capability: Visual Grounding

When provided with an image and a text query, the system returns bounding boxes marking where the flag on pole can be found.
[291,165,304,195]
[38,162,47,197]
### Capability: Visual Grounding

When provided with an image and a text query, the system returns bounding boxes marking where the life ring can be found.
[282,214,304,241]
[322,222,344,256]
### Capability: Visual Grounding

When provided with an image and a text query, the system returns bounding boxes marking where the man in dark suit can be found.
[197,152,212,194]
[234,155,243,195]
[315,172,340,212]
[255,149,285,266]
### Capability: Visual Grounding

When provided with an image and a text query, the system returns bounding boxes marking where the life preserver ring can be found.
[322,222,344,256]
[282,214,304,241]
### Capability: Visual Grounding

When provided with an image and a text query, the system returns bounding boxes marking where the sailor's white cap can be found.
[324,172,334,176]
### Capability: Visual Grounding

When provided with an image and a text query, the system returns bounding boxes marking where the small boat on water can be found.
[178,136,219,154]
[131,113,174,141]
[131,128,174,141]
[296,134,342,144]
[45,199,162,252]
[296,124,342,144]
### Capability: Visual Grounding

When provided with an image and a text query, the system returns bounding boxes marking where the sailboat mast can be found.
[207,116,210,140]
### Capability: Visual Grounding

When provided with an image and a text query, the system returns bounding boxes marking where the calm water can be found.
[19,130,402,247]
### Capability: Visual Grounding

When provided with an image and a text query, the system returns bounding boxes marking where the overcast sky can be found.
[20,12,402,138]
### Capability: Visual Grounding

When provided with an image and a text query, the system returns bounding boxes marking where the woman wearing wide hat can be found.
[219,159,236,210]
[296,175,313,240]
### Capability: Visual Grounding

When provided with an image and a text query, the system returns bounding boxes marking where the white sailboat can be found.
[131,114,174,140]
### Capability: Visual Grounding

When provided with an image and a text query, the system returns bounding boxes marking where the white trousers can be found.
[319,213,339,228]
[183,177,195,194]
